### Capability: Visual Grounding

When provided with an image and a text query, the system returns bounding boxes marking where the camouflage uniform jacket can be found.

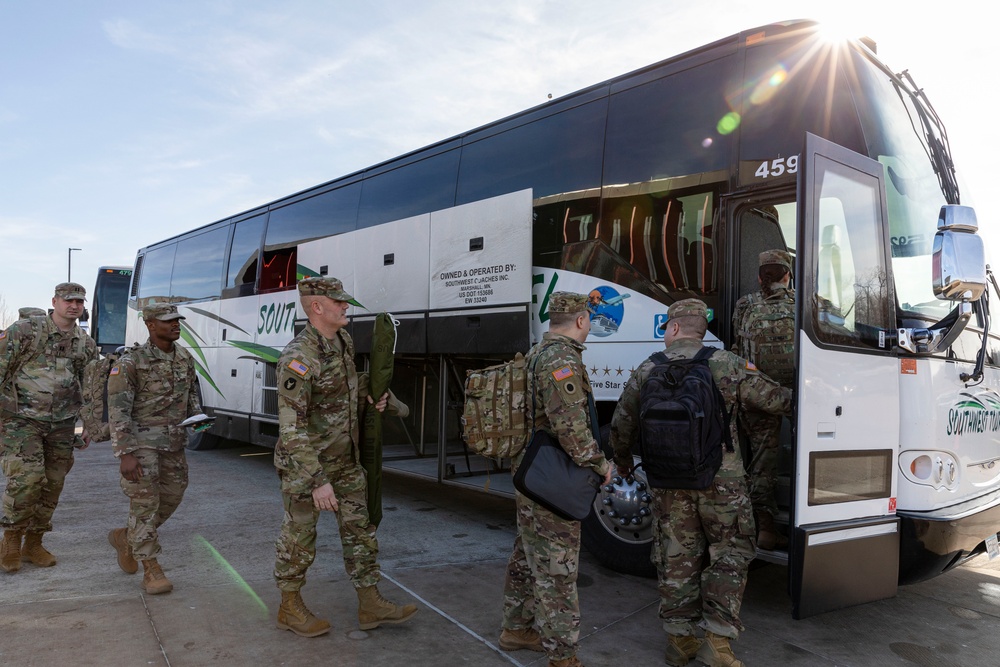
[108,339,201,457]
[274,323,371,495]
[611,338,792,478]
[0,314,98,422]
[731,286,795,360]
[515,332,611,477]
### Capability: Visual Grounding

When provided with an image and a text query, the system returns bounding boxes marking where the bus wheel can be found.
[186,428,219,451]
[581,459,656,578]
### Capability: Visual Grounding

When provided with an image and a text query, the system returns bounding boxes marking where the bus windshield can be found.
[850,49,949,321]
[92,267,133,352]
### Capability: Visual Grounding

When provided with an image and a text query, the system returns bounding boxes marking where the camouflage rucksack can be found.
[737,292,795,386]
[81,349,122,443]
[0,315,53,415]
[461,353,530,458]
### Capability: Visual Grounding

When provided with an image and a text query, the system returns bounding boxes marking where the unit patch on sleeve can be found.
[287,359,310,377]
[283,377,297,391]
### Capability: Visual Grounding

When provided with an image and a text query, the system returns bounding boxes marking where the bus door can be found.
[790,133,901,619]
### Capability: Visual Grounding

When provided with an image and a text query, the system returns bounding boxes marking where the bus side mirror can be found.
[933,205,986,302]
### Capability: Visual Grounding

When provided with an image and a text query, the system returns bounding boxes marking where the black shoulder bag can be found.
[513,347,602,521]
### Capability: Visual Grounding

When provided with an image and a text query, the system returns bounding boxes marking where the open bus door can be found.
[790,133,901,619]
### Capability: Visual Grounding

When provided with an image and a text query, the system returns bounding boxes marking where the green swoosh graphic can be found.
[228,340,282,364]
[298,264,320,280]
[185,307,251,336]
[180,327,208,366]
[192,357,224,398]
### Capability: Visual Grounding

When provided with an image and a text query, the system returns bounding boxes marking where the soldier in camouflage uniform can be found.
[500,292,613,667]
[273,276,415,638]
[0,282,98,572]
[106,303,203,594]
[731,250,796,550]
[611,299,792,667]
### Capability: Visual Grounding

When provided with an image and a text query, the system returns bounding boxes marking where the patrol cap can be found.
[142,303,185,321]
[658,298,709,331]
[759,249,792,273]
[548,291,594,314]
[18,307,46,319]
[297,276,363,307]
[54,282,87,300]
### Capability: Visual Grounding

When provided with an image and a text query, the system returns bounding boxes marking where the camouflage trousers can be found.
[274,462,380,592]
[742,409,781,518]
[120,448,188,560]
[651,476,756,639]
[502,490,581,661]
[0,416,77,533]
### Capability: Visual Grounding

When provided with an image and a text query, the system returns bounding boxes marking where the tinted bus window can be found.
[266,183,361,249]
[357,150,460,229]
[604,55,736,186]
[457,100,608,204]
[137,244,177,299]
[170,227,229,301]
[227,213,266,295]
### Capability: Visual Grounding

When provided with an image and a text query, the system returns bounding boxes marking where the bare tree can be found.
[0,293,11,330]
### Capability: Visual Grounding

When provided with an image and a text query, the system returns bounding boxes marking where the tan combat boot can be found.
[356,585,417,630]
[499,626,544,652]
[695,631,744,667]
[141,559,173,594]
[21,532,57,567]
[755,511,788,551]
[548,657,584,667]
[664,634,703,666]
[108,528,138,574]
[276,591,331,637]
[1,529,24,572]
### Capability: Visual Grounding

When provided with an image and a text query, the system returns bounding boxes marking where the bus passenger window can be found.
[260,248,297,292]
[226,213,265,296]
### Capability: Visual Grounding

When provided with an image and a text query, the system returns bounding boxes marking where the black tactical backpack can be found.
[638,346,733,490]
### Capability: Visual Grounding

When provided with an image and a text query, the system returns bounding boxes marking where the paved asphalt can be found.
[2,440,1000,666]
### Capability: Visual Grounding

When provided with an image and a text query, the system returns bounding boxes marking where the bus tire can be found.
[582,424,656,578]
[582,499,656,578]
[186,429,219,451]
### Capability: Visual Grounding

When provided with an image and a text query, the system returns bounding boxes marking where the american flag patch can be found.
[288,359,310,377]
[746,360,757,371]
[0,331,6,340]
[109,366,120,376]
[552,366,574,381]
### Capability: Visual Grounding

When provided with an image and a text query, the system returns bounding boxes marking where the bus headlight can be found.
[900,450,959,490]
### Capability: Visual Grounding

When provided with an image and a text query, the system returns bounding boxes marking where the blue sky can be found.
[0,1,995,323]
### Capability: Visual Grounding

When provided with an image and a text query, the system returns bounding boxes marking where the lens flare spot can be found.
[194,535,268,614]
[749,65,788,106]
[702,137,713,148]
[717,112,741,135]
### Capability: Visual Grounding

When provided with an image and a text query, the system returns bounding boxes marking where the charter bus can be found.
[125,20,999,618]
[90,266,133,354]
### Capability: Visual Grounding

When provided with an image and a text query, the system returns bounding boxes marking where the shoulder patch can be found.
[287,359,309,377]
[552,366,574,382]
[746,360,757,371]
[0,331,5,340]
[109,365,120,376]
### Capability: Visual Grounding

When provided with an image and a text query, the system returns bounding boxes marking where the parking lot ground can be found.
[2,441,1000,666]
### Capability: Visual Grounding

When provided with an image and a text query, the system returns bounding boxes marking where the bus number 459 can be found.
[755,155,799,179]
